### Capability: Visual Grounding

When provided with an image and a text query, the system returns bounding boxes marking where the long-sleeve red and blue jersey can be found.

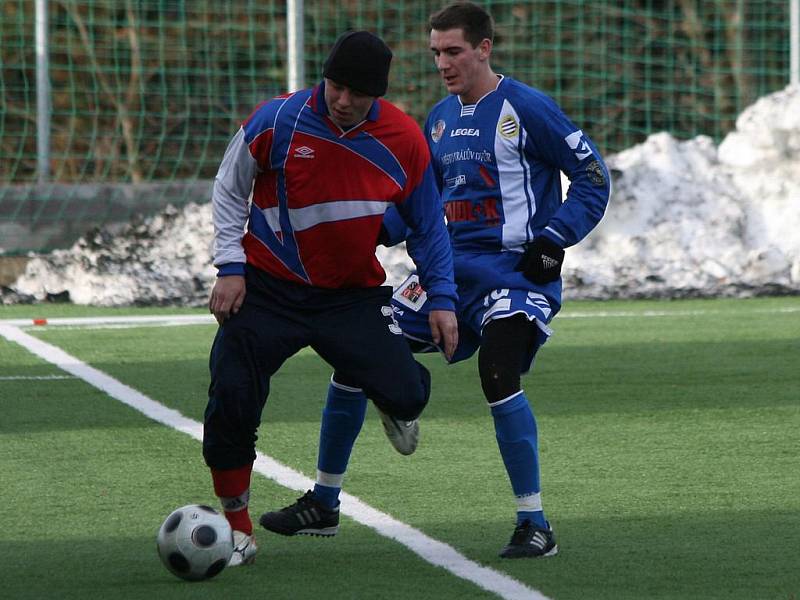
[211,82,457,311]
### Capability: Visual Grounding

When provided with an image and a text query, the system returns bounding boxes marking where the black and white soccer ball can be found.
[156,504,234,581]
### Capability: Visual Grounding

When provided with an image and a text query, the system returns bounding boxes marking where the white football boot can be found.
[377,408,419,455]
[228,530,257,566]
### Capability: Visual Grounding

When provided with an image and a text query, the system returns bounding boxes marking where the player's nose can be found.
[338,89,352,106]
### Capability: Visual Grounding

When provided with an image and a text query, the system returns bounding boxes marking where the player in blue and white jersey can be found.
[379,2,611,559]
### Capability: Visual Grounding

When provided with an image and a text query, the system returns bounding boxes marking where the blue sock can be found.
[490,391,547,529]
[313,379,367,509]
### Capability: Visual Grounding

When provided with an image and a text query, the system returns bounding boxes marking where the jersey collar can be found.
[458,74,506,109]
[312,81,382,123]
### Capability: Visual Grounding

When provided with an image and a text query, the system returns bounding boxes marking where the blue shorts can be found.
[391,252,560,372]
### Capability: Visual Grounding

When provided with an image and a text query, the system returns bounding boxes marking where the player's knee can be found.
[399,374,430,420]
[479,315,533,403]
[377,363,430,420]
[478,360,521,404]
[205,371,264,466]
[331,371,362,389]
[208,371,259,419]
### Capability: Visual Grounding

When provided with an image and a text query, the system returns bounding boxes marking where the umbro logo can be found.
[293,146,315,159]
[542,256,560,269]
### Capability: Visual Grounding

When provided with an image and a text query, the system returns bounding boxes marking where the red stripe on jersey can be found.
[479,165,497,187]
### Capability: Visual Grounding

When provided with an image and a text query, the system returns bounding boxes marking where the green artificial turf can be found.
[1,297,798,599]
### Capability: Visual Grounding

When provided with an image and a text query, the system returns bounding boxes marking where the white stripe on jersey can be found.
[260,206,281,234]
[494,100,535,251]
[287,199,390,232]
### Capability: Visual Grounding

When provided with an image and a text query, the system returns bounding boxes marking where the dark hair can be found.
[429,2,495,48]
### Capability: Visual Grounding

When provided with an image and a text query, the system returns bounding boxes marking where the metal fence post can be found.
[287,0,305,91]
[791,0,799,85]
[35,0,51,183]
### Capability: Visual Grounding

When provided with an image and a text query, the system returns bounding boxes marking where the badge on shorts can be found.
[392,274,428,311]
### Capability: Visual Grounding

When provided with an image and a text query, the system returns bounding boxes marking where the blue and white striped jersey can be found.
[422,76,610,254]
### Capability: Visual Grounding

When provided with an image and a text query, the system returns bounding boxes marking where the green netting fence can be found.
[0,0,794,253]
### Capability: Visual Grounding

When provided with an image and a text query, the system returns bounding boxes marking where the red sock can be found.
[211,463,254,535]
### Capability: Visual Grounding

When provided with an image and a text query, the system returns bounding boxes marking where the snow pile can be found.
[566,84,800,298]
[10,205,217,305]
[4,85,799,305]
[7,202,409,307]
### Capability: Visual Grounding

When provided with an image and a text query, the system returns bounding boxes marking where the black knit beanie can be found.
[322,31,392,97]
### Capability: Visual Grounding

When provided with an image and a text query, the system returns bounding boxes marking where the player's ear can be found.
[478,38,492,61]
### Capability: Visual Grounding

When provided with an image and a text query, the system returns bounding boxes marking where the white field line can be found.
[1,303,797,330]
[0,375,76,380]
[0,315,215,327]
[0,322,549,600]
[562,305,800,318]
[11,322,212,332]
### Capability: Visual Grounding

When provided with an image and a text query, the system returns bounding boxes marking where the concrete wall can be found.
[0,181,213,254]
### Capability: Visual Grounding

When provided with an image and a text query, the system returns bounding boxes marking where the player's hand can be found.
[209,275,246,325]
[429,310,458,362]
[517,236,565,284]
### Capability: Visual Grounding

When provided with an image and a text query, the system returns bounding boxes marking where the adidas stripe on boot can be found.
[259,490,340,537]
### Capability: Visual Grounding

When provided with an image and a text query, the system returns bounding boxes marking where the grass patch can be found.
[1,297,798,599]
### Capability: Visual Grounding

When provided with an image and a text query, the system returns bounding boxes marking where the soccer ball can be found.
[156,504,234,581]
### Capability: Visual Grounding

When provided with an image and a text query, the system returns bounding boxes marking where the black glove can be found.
[516,236,565,284]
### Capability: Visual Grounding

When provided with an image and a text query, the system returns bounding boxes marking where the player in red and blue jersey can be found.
[203,31,458,565]
[380,2,610,558]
